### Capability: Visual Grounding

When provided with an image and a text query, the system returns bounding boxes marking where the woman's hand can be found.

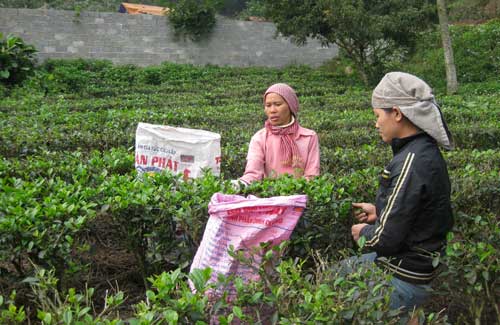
[352,202,377,224]
[230,179,248,192]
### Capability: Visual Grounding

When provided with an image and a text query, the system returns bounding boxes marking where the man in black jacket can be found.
[350,72,454,316]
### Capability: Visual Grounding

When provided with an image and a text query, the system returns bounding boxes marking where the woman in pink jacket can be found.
[235,83,320,187]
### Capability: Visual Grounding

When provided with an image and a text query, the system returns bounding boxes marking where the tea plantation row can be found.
[0,56,498,323]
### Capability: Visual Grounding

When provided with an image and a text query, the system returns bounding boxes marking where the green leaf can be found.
[388,308,401,317]
[342,310,354,320]
[189,268,212,292]
[346,287,357,298]
[43,312,52,324]
[271,311,279,324]
[21,277,39,284]
[0,70,9,78]
[232,306,243,319]
[372,283,384,294]
[265,249,274,260]
[146,290,155,301]
[145,311,155,322]
[63,310,73,324]
[250,292,263,303]
[127,319,140,325]
[334,277,344,287]
[164,310,179,324]
[465,270,477,285]
[78,307,91,317]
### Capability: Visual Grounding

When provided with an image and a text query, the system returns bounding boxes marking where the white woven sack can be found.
[135,122,221,179]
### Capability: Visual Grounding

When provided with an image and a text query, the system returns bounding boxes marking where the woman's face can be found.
[265,93,292,126]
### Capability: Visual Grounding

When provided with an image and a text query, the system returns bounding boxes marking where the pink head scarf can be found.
[264,83,302,168]
[264,83,299,116]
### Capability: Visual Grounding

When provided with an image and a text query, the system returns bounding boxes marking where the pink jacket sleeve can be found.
[304,133,320,179]
[239,132,265,184]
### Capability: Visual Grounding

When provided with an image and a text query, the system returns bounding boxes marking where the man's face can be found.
[373,108,399,144]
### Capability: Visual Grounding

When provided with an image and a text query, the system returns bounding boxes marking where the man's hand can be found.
[351,223,368,241]
[352,202,377,224]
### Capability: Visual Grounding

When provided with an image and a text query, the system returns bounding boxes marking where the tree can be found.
[168,0,222,41]
[437,0,458,94]
[262,0,437,85]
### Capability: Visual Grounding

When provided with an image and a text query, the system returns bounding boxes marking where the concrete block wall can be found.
[0,8,338,67]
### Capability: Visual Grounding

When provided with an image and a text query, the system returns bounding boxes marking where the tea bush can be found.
[0,20,499,322]
[0,176,97,284]
[0,291,26,324]
[0,243,456,323]
[439,212,499,323]
[0,253,406,324]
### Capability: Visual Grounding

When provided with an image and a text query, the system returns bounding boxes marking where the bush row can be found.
[1,93,499,160]
[1,164,498,281]
[0,252,411,324]
[0,169,497,323]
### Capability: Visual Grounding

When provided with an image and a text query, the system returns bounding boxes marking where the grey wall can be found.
[0,8,338,67]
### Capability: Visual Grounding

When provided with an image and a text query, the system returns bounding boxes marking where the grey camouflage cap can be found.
[372,72,453,150]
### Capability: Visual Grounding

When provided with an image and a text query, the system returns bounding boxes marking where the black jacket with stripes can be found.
[360,133,454,284]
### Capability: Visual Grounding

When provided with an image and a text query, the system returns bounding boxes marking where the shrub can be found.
[131,244,402,324]
[439,213,499,324]
[395,19,500,90]
[0,291,26,324]
[168,0,221,41]
[448,0,500,22]
[26,267,125,324]
[0,33,37,86]
[0,83,7,97]
[238,0,267,20]
[0,177,97,285]
[451,19,500,83]
[39,58,111,93]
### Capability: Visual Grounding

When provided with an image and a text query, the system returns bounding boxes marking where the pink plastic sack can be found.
[190,192,307,296]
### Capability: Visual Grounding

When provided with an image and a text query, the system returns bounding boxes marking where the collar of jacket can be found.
[293,125,316,140]
[390,132,433,155]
